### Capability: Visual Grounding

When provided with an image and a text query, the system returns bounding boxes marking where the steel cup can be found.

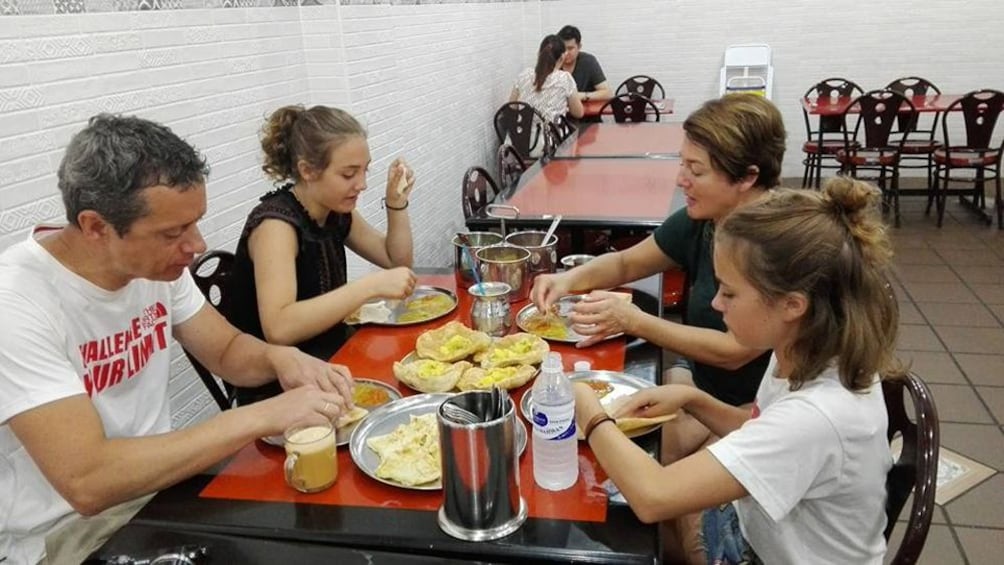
[504,231,558,276]
[476,245,531,302]
[469,282,512,337]
[453,232,503,285]
[437,391,527,541]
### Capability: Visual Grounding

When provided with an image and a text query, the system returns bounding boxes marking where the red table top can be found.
[504,159,680,221]
[554,122,684,158]
[802,93,964,116]
[583,97,674,117]
[200,274,629,523]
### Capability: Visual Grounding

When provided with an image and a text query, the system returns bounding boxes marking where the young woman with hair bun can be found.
[574,177,901,564]
[226,105,418,405]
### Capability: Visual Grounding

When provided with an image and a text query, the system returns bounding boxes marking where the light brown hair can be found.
[683,94,786,188]
[260,105,366,182]
[716,177,902,390]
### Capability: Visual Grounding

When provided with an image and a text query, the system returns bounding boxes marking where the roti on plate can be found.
[415,321,491,362]
[474,332,549,368]
[392,359,472,393]
[366,413,440,487]
[336,405,369,429]
[576,393,677,439]
[396,294,455,324]
[457,364,538,391]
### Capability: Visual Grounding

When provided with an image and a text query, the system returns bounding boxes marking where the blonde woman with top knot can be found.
[225,105,418,406]
[574,177,900,564]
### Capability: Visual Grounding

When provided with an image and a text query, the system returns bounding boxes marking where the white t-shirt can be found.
[513,67,577,123]
[707,355,893,565]
[0,228,205,565]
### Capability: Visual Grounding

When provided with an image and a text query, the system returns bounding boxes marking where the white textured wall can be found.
[0,2,528,428]
[540,0,1004,179]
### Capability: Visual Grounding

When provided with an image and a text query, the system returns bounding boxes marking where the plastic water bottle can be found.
[531,352,578,490]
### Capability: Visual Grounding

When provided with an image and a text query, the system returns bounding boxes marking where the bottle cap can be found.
[573,361,591,372]
[542,351,563,372]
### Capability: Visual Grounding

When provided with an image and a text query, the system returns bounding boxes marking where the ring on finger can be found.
[322,402,332,415]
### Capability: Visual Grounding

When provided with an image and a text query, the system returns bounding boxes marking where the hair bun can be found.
[821,176,890,265]
[260,105,305,181]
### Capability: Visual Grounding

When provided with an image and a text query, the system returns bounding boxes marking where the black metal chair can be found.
[615,75,665,100]
[461,166,500,220]
[886,77,943,193]
[548,114,577,146]
[493,102,551,164]
[801,77,863,188]
[496,144,527,195]
[185,250,237,411]
[883,373,940,565]
[836,89,917,227]
[599,94,661,123]
[930,89,1004,228]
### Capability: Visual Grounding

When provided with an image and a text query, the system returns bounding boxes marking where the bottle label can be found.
[532,402,576,441]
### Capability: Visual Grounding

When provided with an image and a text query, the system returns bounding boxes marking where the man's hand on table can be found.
[255,385,351,435]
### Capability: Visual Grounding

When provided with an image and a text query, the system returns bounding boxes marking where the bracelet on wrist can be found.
[584,413,615,442]
[382,198,408,211]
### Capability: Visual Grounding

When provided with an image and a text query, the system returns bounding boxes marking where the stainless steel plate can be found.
[516,295,623,344]
[349,286,458,326]
[336,379,402,446]
[520,370,660,439]
[257,379,402,448]
[350,393,527,490]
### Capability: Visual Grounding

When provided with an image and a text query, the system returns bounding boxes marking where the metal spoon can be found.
[442,401,480,425]
[542,214,563,245]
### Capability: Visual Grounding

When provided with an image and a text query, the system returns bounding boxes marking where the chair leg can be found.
[926,164,937,216]
[814,155,823,189]
[892,165,901,228]
[802,154,812,188]
[996,173,1002,229]
[936,169,948,228]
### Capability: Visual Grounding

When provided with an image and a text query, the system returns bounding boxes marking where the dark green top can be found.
[652,208,770,406]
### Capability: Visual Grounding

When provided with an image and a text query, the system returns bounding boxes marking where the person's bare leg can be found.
[662,511,706,565]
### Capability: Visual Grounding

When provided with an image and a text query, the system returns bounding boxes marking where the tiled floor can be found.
[884,196,1003,565]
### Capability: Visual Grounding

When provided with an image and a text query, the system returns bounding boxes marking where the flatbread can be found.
[352,382,393,408]
[457,364,538,391]
[523,308,570,340]
[474,332,549,368]
[367,413,440,486]
[393,359,472,393]
[346,301,393,325]
[336,405,368,429]
[577,394,677,439]
[415,321,491,362]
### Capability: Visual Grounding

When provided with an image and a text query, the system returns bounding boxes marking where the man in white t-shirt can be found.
[0,115,355,565]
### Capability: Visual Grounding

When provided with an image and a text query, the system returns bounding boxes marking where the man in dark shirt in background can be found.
[557,25,613,103]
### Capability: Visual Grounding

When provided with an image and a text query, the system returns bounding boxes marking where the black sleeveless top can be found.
[224,185,354,405]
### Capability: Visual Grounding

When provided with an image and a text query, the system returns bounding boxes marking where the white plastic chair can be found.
[719,44,773,100]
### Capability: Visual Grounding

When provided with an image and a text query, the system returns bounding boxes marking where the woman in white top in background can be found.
[574,177,900,565]
[511,34,584,124]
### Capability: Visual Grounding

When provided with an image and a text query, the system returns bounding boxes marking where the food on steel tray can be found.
[523,306,570,340]
[393,359,473,393]
[474,332,549,369]
[458,364,538,391]
[352,381,393,408]
[415,321,491,362]
[396,293,455,324]
[336,406,369,429]
[582,379,615,399]
[575,395,677,439]
[366,413,440,487]
[345,301,393,325]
